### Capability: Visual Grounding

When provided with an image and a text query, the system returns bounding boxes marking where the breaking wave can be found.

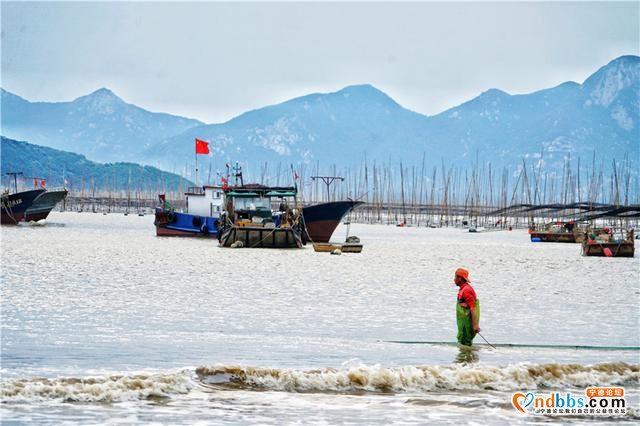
[196,362,639,394]
[2,362,638,402]
[0,371,194,403]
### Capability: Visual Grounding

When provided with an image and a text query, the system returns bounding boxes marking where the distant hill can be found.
[1,88,202,163]
[149,84,431,168]
[3,55,638,175]
[1,136,193,192]
[424,55,640,170]
[151,55,639,172]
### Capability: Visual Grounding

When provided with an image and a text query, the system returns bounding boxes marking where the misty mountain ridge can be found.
[1,87,203,163]
[2,55,638,175]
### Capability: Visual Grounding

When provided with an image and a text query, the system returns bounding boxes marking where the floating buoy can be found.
[531,237,542,242]
[603,247,613,257]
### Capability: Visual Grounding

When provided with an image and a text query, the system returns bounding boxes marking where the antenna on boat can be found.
[233,162,243,187]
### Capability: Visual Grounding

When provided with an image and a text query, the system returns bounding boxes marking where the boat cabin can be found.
[218,185,303,248]
[185,186,225,217]
[223,186,297,227]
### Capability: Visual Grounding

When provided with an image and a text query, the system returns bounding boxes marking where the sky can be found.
[1,1,638,123]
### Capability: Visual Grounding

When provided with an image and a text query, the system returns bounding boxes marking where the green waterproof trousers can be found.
[456,299,480,346]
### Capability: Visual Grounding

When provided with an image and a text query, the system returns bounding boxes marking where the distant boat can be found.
[1,172,67,224]
[581,229,635,257]
[529,221,607,243]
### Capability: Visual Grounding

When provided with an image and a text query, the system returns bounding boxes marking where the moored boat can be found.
[581,229,635,257]
[312,242,363,253]
[24,189,68,221]
[154,185,363,242]
[529,221,605,243]
[2,189,46,224]
[1,172,67,224]
[217,185,305,249]
[154,186,224,237]
[301,200,364,243]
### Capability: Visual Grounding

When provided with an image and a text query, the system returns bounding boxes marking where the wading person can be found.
[454,267,480,346]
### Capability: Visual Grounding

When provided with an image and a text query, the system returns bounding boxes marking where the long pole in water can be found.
[477,332,496,349]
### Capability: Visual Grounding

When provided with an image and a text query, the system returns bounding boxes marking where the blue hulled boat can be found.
[154,186,224,237]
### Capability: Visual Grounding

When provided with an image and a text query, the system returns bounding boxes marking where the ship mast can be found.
[5,172,23,194]
[310,175,344,202]
[233,162,244,187]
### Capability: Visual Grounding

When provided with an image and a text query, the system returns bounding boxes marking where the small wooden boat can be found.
[581,229,635,257]
[312,242,363,253]
[529,221,606,243]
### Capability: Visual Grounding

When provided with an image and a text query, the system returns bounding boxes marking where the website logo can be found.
[512,388,626,416]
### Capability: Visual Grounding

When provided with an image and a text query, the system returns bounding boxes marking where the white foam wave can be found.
[3,362,637,402]
[1,371,194,403]
[196,362,639,393]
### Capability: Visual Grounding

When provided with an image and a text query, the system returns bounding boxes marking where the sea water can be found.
[1,212,638,424]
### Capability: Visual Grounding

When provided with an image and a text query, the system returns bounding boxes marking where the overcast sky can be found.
[2,1,638,123]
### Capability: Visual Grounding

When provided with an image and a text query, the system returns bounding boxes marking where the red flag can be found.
[33,178,38,188]
[40,179,46,188]
[220,176,228,189]
[195,138,210,154]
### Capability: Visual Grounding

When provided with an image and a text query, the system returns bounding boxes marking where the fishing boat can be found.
[24,189,68,221]
[529,221,600,243]
[312,242,363,253]
[154,186,224,237]
[1,172,67,224]
[581,229,635,257]
[301,200,364,243]
[217,185,305,249]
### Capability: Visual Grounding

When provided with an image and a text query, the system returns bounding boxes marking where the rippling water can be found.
[1,212,638,424]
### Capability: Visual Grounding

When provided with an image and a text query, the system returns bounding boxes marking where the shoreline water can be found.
[1,212,638,424]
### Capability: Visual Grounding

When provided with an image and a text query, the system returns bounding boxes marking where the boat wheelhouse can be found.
[217,185,305,248]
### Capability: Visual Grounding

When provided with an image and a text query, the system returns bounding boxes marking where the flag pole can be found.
[195,142,198,187]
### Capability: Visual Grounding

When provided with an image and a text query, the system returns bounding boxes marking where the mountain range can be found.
[1,88,202,163]
[2,55,638,175]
